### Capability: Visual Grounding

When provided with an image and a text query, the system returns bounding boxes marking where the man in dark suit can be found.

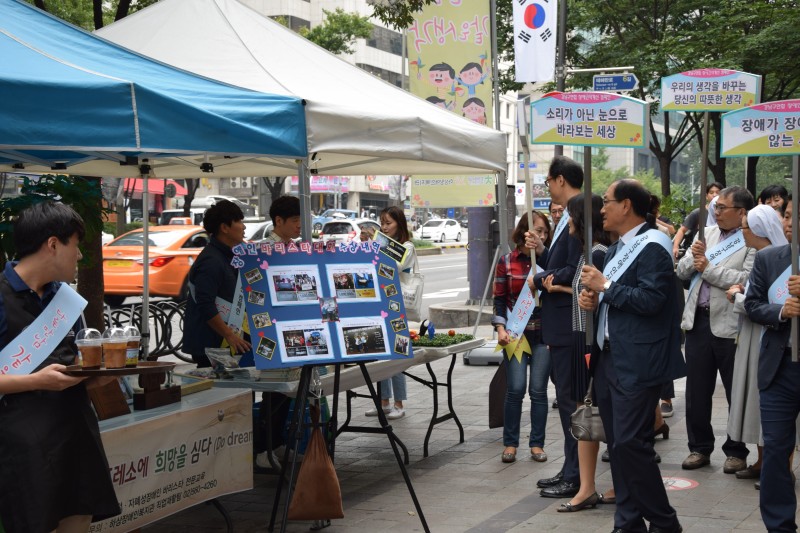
[530,156,583,498]
[580,180,685,533]
[744,196,800,532]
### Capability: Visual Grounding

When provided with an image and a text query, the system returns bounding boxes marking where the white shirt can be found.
[604,222,648,340]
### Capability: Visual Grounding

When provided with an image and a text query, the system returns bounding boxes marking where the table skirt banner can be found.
[93,391,253,532]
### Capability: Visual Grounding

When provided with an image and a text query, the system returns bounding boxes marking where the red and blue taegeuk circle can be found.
[524,3,547,30]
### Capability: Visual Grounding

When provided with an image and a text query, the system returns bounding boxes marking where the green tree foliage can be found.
[0,176,111,329]
[25,0,157,30]
[370,0,436,30]
[299,8,374,55]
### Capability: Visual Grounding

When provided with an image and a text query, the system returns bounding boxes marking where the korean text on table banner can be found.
[407,0,495,209]
[513,0,557,83]
[661,69,761,113]
[92,391,252,532]
[530,92,649,148]
[721,100,800,158]
[232,240,413,369]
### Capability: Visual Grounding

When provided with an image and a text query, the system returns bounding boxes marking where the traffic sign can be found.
[593,73,639,92]
[518,162,538,169]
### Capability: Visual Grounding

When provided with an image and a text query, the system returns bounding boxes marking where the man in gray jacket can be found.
[676,186,754,472]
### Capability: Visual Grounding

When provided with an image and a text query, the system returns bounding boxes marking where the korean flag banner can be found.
[513,0,557,82]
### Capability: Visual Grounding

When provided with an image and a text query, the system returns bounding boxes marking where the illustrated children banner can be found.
[407,0,493,125]
[233,240,413,369]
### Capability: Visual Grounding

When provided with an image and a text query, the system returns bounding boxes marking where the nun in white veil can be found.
[726,204,789,480]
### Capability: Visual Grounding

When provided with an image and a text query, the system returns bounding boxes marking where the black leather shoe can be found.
[536,471,563,488]
[557,492,599,512]
[602,449,610,462]
[540,480,579,498]
[649,524,682,533]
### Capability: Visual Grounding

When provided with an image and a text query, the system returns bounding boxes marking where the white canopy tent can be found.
[96,0,508,191]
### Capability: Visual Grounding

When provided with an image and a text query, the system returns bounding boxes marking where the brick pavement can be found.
[142,325,792,532]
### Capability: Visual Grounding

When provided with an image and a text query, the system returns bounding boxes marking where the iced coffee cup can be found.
[122,325,140,368]
[102,327,127,369]
[76,328,102,369]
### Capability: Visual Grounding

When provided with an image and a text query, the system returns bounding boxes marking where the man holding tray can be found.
[0,201,120,532]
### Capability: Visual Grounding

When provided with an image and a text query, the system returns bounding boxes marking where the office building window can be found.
[356,63,406,88]
[367,25,402,55]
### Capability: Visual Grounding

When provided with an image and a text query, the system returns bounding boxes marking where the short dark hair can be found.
[759,184,788,204]
[612,179,656,227]
[429,62,455,78]
[782,194,794,216]
[707,182,724,194]
[203,200,243,236]
[380,206,411,243]
[14,201,85,259]
[512,211,551,248]
[719,185,755,211]
[548,156,584,190]
[567,194,611,247]
[268,196,300,224]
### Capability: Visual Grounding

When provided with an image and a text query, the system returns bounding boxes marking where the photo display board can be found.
[231,240,413,369]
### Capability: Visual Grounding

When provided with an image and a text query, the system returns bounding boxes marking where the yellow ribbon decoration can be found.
[493,334,532,363]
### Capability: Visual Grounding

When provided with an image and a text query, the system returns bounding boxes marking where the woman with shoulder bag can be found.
[493,212,552,463]
[543,194,615,512]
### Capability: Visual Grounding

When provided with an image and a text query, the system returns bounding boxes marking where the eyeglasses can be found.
[602,199,621,206]
[713,204,744,212]
[544,177,556,188]
[550,208,564,215]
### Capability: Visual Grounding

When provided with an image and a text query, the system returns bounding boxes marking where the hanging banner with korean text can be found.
[93,390,252,532]
[721,99,800,158]
[660,69,761,112]
[530,92,648,148]
[410,176,495,208]
[513,0,557,82]
[407,0,493,125]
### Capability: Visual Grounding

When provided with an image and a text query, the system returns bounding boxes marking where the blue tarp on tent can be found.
[0,0,307,176]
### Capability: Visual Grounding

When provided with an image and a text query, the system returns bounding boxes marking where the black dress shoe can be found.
[602,449,610,462]
[649,524,682,533]
[540,480,579,498]
[536,471,563,488]
[557,492,599,512]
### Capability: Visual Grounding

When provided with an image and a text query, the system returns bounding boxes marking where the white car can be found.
[417,218,462,242]
[244,220,274,242]
[319,218,381,244]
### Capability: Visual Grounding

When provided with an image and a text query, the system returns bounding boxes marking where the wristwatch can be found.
[603,280,612,292]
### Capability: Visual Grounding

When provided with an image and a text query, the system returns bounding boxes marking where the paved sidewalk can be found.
[143,325,791,532]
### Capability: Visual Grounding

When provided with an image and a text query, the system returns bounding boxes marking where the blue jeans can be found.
[380,373,407,402]
[503,341,551,448]
[759,356,800,532]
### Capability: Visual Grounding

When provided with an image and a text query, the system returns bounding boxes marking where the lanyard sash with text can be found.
[768,263,795,305]
[687,230,746,296]
[215,274,246,336]
[550,207,570,249]
[596,229,673,346]
[0,284,86,377]
[505,266,537,342]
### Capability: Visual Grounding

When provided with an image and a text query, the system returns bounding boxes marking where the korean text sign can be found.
[660,69,760,112]
[530,92,648,148]
[233,240,413,369]
[721,99,800,157]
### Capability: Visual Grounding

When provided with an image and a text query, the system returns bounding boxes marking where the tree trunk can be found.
[746,157,759,197]
[78,178,106,331]
[178,179,200,216]
[92,0,103,29]
[33,0,45,9]
[115,0,132,21]
[659,158,671,197]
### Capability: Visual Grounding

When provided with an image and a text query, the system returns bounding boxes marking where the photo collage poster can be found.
[231,240,413,369]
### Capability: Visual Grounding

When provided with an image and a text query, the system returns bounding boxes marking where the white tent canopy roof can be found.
[97,0,508,176]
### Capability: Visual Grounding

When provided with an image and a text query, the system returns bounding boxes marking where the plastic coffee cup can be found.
[122,325,140,368]
[102,327,127,369]
[76,328,102,369]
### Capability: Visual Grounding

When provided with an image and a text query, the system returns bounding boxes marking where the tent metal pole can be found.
[298,159,312,242]
[139,163,151,359]
[490,0,509,253]
[792,155,799,361]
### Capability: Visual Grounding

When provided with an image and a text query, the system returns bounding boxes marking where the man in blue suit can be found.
[580,180,685,533]
[531,156,583,498]
[744,196,800,532]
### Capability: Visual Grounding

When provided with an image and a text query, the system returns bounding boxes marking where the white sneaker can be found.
[386,408,405,420]
[366,406,392,416]
[255,450,281,469]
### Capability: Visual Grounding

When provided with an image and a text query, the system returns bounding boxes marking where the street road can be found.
[418,248,472,317]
